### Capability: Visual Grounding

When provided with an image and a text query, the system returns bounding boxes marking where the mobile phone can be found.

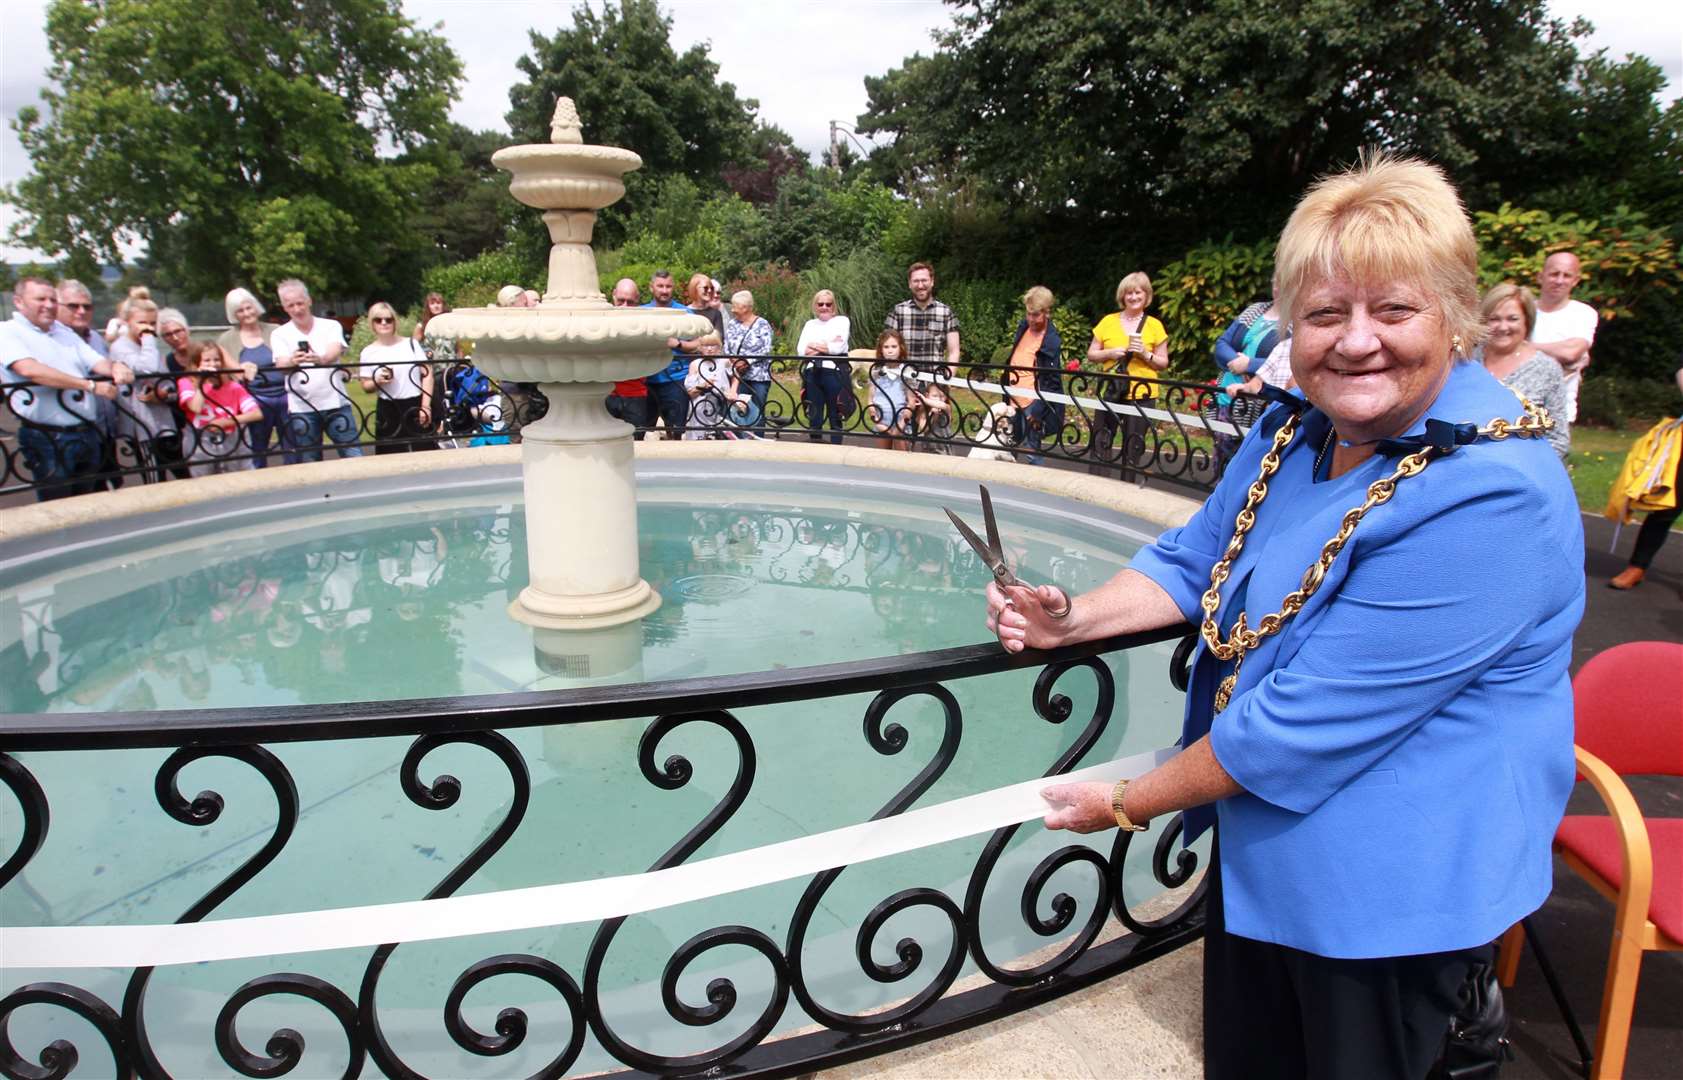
[298,340,313,354]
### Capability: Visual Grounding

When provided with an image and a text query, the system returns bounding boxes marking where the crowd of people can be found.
[5,247,1676,589]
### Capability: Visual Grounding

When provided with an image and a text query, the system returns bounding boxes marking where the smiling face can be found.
[1121,288,1147,314]
[1484,297,1528,355]
[14,281,57,331]
[1289,274,1454,445]
[234,299,262,326]
[908,268,934,304]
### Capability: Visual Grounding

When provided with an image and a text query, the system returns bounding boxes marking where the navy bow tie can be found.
[1375,419,1480,456]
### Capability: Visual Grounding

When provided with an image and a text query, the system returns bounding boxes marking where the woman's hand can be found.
[986,581,1072,653]
[1041,781,1116,833]
[1227,355,1249,374]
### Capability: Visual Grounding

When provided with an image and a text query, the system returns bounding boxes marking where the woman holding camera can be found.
[1086,272,1169,480]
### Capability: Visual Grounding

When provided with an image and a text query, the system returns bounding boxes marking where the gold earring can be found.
[1451,334,1463,357]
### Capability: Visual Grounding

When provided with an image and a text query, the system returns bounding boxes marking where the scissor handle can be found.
[999,578,1072,621]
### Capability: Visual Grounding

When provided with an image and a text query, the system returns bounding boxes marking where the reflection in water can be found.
[1,501,1135,714]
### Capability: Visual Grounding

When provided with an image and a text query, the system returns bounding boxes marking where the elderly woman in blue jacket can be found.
[986,155,1580,1079]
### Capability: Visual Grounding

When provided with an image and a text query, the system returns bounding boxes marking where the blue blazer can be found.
[1131,361,1583,958]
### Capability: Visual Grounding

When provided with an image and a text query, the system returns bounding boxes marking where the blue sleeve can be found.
[1127,457,1251,622]
[1209,475,1582,814]
[1212,319,1246,374]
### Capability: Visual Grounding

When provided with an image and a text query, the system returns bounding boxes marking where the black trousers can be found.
[1629,503,1680,569]
[1203,848,1489,1080]
[374,396,436,453]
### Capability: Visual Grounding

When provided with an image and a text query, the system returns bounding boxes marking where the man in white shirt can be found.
[55,278,123,485]
[1,277,133,500]
[270,278,362,461]
[1531,251,1598,423]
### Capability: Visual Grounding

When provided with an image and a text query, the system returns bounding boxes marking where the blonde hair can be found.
[811,289,837,314]
[1115,273,1152,309]
[126,299,159,319]
[367,301,398,326]
[1275,153,1481,347]
[1022,285,1054,314]
[1480,283,1537,338]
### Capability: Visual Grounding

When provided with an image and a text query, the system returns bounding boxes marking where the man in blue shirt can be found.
[641,270,692,438]
[2,277,133,500]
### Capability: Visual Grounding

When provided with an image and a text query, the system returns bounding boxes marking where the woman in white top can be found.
[797,289,853,444]
[357,302,435,454]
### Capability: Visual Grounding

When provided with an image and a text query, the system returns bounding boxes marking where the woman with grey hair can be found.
[218,287,293,467]
[723,290,774,436]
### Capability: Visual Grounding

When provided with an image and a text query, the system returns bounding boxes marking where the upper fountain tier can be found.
[423,98,711,386]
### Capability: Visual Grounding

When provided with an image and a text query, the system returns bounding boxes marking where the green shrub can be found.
[938,278,1022,365]
[1475,203,1680,381]
[1575,372,1683,428]
[422,247,543,309]
[1153,238,1275,380]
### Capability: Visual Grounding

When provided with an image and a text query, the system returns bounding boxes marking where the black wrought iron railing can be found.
[0,627,1205,1080]
[2,354,1265,500]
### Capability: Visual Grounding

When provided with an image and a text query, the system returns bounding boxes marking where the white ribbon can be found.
[1,750,1173,970]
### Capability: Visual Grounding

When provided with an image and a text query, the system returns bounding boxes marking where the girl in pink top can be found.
[177,341,261,476]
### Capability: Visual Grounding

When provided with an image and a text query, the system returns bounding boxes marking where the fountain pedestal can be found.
[514,381,660,628]
[425,98,710,631]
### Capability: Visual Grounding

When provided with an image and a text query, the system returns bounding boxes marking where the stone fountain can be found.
[426,98,711,635]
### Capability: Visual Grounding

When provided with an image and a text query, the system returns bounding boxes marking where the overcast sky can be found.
[3,0,1679,263]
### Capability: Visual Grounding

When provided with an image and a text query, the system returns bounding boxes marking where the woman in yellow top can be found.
[1087,271,1170,480]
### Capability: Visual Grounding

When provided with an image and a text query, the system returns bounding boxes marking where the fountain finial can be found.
[550,97,584,144]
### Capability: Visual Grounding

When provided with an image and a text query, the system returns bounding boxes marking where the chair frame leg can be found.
[1523,916,1595,1077]
[1592,928,1645,1080]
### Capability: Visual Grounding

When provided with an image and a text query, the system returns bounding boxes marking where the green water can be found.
[1,490,1137,712]
[0,484,1198,1077]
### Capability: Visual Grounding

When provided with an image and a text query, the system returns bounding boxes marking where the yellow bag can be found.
[1604,416,1682,523]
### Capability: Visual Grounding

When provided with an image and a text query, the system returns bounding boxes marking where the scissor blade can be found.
[979,484,1001,556]
[944,508,1004,575]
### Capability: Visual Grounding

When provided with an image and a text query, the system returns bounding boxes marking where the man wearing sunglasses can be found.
[56,279,123,487]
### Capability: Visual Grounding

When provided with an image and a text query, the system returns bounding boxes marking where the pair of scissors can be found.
[944,484,1071,619]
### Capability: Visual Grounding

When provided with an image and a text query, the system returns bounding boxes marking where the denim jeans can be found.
[287,405,364,462]
[1014,399,1064,464]
[647,379,689,438]
[18,424,104,501]
[248,395,297,467]
[741,379,771,437]
[802,365,851,444]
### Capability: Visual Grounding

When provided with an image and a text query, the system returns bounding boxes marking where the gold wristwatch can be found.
[1111,779,1147,832]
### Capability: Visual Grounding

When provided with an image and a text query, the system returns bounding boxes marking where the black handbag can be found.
[1428,961,1515,1079]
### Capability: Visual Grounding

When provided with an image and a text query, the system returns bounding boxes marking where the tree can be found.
[505,0,759,173]
[505,0,761,245]
[5,0,462,301]
[403,124,514,270]
[857,0,1657,244]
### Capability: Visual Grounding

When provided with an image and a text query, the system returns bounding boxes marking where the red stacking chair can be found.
[1497,640,1683,1079]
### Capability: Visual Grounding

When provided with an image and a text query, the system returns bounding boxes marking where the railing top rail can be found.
[0,624,1190,751]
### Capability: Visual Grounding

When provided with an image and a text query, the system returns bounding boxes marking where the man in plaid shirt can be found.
[884,262,961,369]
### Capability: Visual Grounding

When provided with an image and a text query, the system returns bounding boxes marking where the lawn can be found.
[1568,425,1642,517]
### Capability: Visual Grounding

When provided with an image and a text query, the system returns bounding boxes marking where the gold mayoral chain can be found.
[1202,393,1554,712]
